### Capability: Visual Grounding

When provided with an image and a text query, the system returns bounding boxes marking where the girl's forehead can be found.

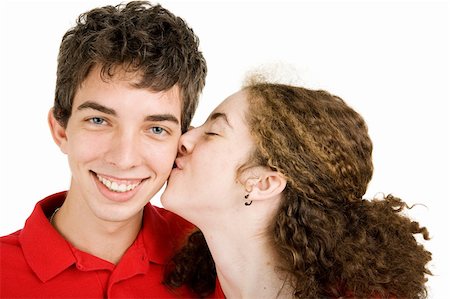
[215,90,247,112]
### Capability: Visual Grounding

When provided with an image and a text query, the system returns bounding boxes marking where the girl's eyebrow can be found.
[208,112,233,128]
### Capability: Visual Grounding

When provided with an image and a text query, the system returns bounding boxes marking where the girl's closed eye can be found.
[205,131,219,136]
[203,122,224,137]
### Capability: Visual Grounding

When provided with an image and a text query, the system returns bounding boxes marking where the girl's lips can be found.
[174,158,184,170]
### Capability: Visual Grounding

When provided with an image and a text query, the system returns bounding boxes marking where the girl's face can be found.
[161,90,255,226]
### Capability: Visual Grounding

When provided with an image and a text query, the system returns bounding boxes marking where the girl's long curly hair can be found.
[164,82,432,298]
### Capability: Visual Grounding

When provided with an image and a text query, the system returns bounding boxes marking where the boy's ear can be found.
[245,170,287,202]
[48,108,68,154]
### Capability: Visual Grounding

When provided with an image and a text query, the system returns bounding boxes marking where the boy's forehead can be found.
[77,64,181,102]
[81,64,143,86]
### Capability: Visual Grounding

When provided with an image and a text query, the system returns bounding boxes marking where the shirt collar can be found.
[19,192,192,282]
[19,192,76,282]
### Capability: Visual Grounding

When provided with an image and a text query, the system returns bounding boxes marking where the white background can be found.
[1,0,448,297]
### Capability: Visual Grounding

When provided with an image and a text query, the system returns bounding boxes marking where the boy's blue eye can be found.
[90,117,104,125]
[152,127,165,134]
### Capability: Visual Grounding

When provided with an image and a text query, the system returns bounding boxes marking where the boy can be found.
[1,2,206,297]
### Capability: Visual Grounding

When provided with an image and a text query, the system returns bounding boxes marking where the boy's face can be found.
[49,65,182,222]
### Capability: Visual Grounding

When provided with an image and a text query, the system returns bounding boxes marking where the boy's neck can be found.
[51,198,143,264]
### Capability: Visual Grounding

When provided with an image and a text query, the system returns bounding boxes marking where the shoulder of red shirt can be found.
[0,191,196,267]
[0,191,199,298]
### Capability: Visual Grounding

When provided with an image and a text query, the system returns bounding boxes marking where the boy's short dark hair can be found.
[54,1,207,132]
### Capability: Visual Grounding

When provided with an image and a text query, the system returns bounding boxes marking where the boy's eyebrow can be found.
[144,114,179,125]
[77,100,179,125]
[209,112,232,128]
[77,101,116,115]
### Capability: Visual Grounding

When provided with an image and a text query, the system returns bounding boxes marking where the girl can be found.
[161,77,432,298]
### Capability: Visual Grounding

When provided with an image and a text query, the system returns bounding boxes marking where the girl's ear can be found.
[48,108,69,154]
[244,169,287,202]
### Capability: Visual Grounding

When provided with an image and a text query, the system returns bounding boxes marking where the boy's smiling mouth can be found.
[94,172,145,193]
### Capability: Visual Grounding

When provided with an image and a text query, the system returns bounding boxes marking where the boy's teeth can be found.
[97,175,139,193]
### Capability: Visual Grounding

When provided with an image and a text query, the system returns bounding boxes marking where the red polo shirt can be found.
[0,192,196,298]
